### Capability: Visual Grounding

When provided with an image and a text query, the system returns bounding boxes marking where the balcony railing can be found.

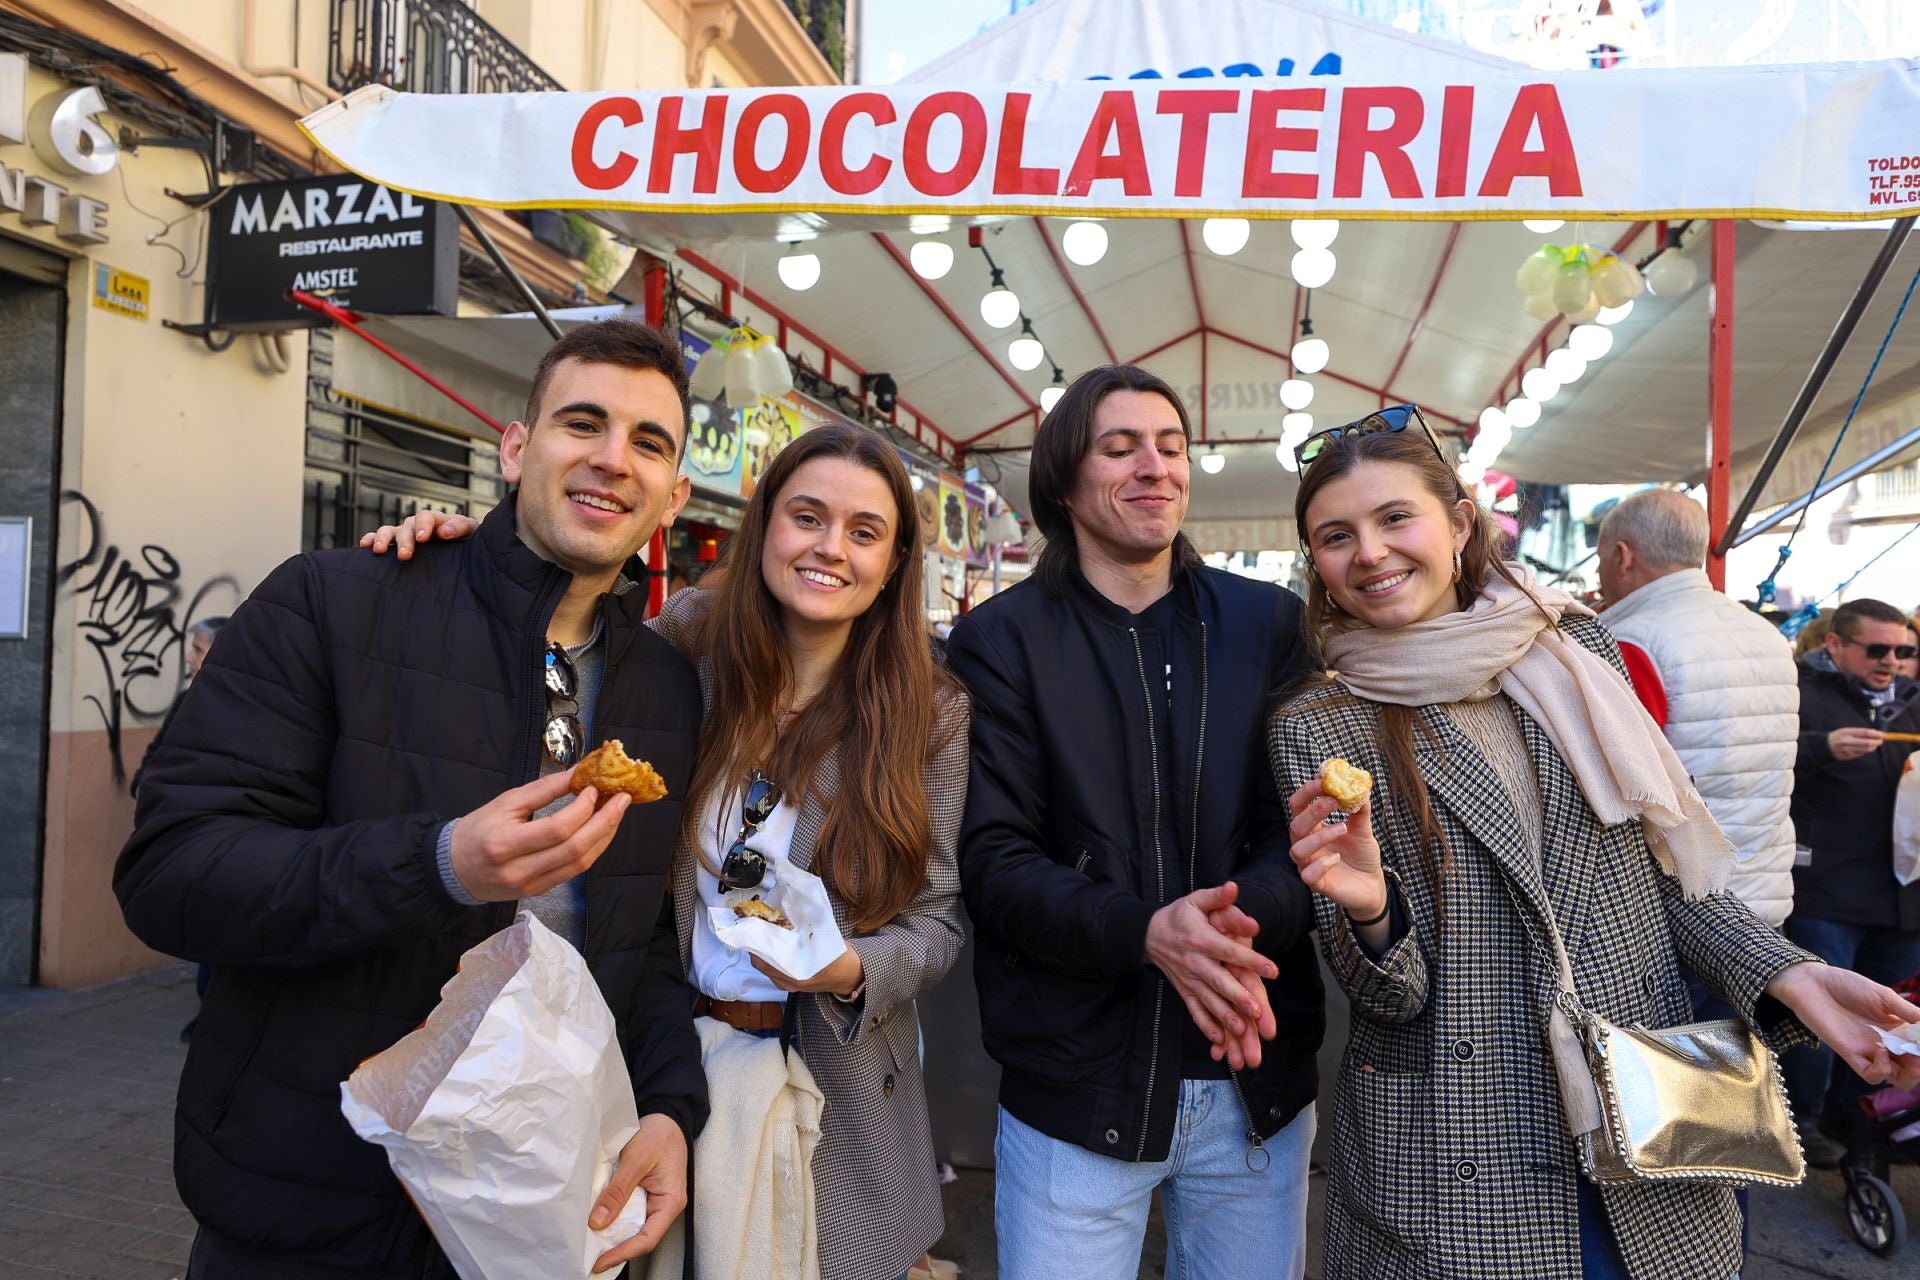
[1859,461,1920,514]
[784,0,848,80]
[329,0,562,97]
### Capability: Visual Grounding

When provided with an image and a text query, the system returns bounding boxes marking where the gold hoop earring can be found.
[1452,547,1463,584]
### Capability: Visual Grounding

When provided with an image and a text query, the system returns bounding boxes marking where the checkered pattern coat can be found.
[1270,614,1816,1280]
[658,589,970,1280]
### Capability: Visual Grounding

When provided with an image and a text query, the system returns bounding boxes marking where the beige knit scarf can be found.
[1323,563,1735,1135]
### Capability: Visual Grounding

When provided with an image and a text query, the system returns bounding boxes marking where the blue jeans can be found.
[994,1079,1314,1280]
[1779,916,1920,1142]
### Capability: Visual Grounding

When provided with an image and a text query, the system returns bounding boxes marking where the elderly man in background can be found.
[1598,490,1800,929]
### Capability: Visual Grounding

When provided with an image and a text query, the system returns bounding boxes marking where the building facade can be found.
[0,0,846,988]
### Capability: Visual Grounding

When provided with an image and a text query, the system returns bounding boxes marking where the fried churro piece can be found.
[1320,758,1373,812]
[569,740,668,804]
[730,895,794,929]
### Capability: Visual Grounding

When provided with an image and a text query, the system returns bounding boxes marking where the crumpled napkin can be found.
[1876,1021,1920,1058]
[340,915,647,1280]
[705,860,847,982]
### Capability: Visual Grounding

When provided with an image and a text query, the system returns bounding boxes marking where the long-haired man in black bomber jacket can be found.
[117,320,705,1280]
[946,364,1322,1280]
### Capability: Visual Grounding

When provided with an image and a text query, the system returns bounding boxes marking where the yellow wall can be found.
[5,61,307,986]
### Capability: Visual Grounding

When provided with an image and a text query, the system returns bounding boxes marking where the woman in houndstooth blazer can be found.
[1269,413,1920,1280]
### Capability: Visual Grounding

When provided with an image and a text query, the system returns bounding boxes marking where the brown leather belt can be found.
[693,994,786,1033]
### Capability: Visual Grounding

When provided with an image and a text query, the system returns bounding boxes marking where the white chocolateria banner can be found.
[300,63,1920,222]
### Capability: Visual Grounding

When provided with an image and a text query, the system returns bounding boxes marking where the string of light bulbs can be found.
[968,238,1069,410]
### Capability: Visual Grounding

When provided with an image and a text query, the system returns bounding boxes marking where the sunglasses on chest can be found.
[542,642,584,766]
[718,770,781,893]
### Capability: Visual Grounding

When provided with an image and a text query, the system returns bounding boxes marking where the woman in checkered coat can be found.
[1269,413,1920,1279]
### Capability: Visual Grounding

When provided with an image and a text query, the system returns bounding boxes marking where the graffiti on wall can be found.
[57,491,244,783]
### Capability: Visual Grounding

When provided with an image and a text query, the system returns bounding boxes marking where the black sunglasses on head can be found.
[1837,634,1919,662]
[542,642,584,766]
[718,770,781,893]
[1295,404,1447,472]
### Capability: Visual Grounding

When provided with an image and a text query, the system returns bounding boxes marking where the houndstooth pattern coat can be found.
[1270,614,1816,1280]
[656,589,969,1280]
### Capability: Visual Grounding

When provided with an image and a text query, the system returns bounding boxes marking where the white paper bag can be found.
[705,861,847,982]
[340,916,649,1280]
[1895,757,1920,886]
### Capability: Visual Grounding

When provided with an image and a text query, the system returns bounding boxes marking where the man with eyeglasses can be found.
[115,320,705,1279]
[1782,596,1920,1161]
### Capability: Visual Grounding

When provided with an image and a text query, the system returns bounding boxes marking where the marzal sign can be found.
[300,64,1920,220]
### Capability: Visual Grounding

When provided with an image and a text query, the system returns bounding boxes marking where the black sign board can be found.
[208,174,458,329]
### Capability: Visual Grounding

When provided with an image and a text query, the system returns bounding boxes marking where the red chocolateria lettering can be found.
[1157,90,1237,199]
[903,92,989,197]
[648,95,726,195]
[734,94,810,193]
[995,93,1060,196]
[572,97,644,191]
[820,93,896,195]
[1243,88,1324,200]
[1335,86,1425,199]
[1434,86,1474,199]
[1065,91,1151,197]
[1479,84,1584,198]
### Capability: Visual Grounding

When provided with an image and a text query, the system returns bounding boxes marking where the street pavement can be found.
[2,965,1915,1280]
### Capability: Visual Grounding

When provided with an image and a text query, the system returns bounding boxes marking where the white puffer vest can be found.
[1602,570,1800,925]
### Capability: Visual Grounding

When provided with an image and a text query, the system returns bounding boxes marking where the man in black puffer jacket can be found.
[946,365,1321,1280]
[116,321,705,1279]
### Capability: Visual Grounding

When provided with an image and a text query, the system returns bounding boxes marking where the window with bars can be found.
[302,330,504,552]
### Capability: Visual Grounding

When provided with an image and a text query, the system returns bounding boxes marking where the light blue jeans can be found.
[994,1079,1315,1280]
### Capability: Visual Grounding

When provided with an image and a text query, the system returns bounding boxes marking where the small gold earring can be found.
[1452,548,1463,583]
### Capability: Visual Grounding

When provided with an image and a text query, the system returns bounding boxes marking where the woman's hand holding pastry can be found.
[1287,775,1388,925]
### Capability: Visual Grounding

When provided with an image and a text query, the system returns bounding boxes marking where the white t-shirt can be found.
[689,775,800,1003]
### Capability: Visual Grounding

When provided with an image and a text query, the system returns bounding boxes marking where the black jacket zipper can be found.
[1129,626,1167,1162]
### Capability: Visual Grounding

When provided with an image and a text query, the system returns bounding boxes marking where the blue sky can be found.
[859,0,1022,83]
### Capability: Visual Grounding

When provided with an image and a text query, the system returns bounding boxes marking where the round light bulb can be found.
[1545,347,1587,383]
[1008,335,1045,371]
[910,239,953,280]
[1201,217,1250,256]
[980,285,1021,329]
[1291,336,1329,375]
[910,473,925,491]
[1200,451,1226,475]
[1522,366,1561,403]
[1290,219,1339,250]
[1523,219,1566,234]
[777,250,820,291]
[1061,220,1108,266]
[1291,248,1337,289]
[1040,384,1064,413]
[1505,396,1541,429]
[1479,406,1509,436]
[1645,251,1699,297]
[1282,412,1314,440]
[1277,441,1299,472]
[1280,378,1314,411]
[1596,301,1635,326]
[1458,460,1488,486]
[1569,323,1614,361]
